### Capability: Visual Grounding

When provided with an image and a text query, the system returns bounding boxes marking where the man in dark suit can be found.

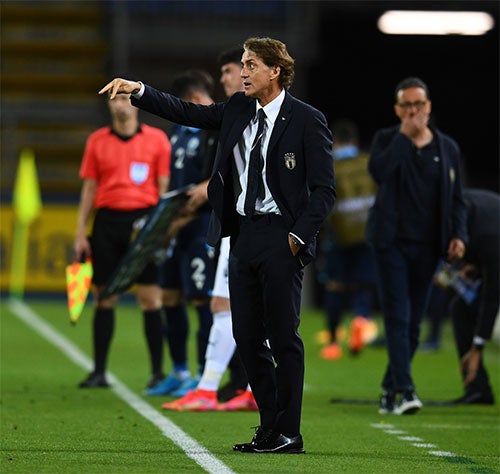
[450,188,499,405]
[100,36,336,453]
[366,77,468,415]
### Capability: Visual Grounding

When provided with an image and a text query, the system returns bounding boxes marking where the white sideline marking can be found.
[370,422,464,462]
[413,443,437,448]
[429,451,458,457]
[398,436,423,441]
[8,299,235,474]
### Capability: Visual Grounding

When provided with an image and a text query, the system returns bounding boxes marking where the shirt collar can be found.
[256,89,285,126]
[110,124,142,141]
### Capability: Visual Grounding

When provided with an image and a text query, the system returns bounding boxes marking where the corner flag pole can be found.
[9,148,42,300]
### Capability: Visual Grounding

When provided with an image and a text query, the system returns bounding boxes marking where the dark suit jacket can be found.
[463,188,500,340]
[133,86,336,262]
[365,125,468,256]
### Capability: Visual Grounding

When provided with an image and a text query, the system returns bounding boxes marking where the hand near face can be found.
[394,86,432,141]
[399,108,430,137]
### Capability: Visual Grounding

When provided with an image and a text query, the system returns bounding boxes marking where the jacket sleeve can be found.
[201,130,219,180]
[369,127,411,184]
[291,107,336,246]
[475,234,500,339]
[131,84,224,130]
[447,138,468,245]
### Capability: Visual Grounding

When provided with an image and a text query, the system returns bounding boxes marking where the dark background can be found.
[308,1,499,191]
[1,0,498,194]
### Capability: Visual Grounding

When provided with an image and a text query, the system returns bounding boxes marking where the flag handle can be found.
[9,221,29,300]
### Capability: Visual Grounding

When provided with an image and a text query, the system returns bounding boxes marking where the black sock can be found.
[163,305,189,367]
[195,303,213,375]
[143,309,163,375]
[93,308,114,374]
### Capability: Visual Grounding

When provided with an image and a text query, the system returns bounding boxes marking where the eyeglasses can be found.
[396,100,428,110]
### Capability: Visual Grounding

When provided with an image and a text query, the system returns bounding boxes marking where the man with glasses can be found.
[366,77,467,415]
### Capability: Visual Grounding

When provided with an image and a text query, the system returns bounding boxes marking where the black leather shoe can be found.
[78,372,110,388]
[452,391,494,405]
[233,428,305,454]
[233,427,271,452]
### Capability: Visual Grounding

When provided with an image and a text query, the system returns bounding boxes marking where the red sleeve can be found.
[79,132,99,180]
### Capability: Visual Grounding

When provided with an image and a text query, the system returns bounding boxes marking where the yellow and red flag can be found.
[66,259,93,324]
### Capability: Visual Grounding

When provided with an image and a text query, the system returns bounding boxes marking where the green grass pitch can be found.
[1,298,499,473]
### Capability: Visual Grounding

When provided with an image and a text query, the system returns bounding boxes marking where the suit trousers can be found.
[372,240,438,392]
[229,213,304,436]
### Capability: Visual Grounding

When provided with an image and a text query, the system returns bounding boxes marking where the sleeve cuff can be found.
[289,232,304,245]
[473,335,486,346]
[132,81,145,99]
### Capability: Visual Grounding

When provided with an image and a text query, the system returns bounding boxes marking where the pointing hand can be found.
[99,78,141,99]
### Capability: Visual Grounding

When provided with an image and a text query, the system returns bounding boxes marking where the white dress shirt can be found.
[234,89,285,216]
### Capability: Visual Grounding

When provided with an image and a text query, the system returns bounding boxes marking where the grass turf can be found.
[1,299,499,473]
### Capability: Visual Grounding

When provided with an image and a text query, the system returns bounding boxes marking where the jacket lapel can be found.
[268,91,293,154]
[210,97,255,176]
[222,103,255,159]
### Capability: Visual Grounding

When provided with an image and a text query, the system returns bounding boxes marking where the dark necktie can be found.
[244,108,266,216]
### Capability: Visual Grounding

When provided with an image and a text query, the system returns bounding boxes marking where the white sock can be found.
[197,311,236,391]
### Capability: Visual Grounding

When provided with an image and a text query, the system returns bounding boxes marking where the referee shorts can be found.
[91,207,159,286]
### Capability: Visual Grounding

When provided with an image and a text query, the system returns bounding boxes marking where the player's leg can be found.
[145,242,191,396]
[79,209,128,388]
[135,260,164,389]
